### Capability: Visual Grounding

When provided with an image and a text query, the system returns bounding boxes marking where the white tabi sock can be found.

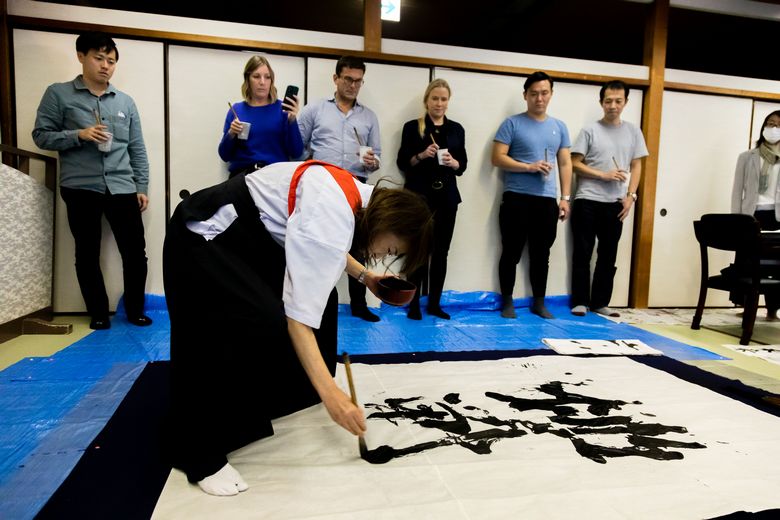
[197,463,249,496]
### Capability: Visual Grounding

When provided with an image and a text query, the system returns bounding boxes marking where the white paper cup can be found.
[436,148,448,165]
[359,145,372,165]
[97,132,113,152]
[238,122,251,140]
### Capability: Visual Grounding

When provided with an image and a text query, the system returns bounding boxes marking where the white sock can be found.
[197,463,249,496]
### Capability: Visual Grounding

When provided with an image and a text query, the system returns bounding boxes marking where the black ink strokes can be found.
[487,381,705,464]
[363,379,706,465]
[363,396,528,464]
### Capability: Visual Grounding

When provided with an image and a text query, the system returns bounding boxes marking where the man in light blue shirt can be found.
[298,56,381,181]
[298,56,382,321]
[32,32,151,330]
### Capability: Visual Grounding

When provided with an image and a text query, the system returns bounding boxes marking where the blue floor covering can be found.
[0,292,724,518]
[339,293,724,361]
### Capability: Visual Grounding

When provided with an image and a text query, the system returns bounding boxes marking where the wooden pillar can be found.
[630,0,669,308]
[363,0,381,53]
[0,0,14,150]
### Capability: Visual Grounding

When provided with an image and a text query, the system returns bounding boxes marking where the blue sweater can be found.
[218,100,303,173]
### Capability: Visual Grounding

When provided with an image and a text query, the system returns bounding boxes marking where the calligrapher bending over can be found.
[163,160,433,496]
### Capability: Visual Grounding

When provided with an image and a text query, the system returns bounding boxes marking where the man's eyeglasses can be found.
[340,76,365,87]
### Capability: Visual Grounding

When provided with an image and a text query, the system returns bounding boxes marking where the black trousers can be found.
[410,200,458,309]
[348,176,369,310]
[59,187,148,319]
[570,199,624,309]
[163,175,337,483]
[498,192,559,298]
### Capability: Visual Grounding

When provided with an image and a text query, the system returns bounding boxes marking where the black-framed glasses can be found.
[340,76,365,87]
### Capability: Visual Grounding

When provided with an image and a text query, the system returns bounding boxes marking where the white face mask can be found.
[763,127,780,144]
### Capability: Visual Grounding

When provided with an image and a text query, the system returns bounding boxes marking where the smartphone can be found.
[282,85,299,110]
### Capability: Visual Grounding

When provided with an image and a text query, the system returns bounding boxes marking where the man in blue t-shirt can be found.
[569,80,648,318]
[492,71,573,319]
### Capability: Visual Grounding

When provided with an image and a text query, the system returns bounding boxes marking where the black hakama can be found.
[162,173,337,482]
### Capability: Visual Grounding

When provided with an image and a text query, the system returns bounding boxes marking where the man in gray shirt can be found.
[569,80,648,318]
[33,31,151,330]
[298,56,382,321]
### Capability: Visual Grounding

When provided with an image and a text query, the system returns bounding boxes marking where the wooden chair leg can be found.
[740,291,760,345]
[691,285,707,330]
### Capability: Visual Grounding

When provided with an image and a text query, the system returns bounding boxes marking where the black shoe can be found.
[128,314,153,327]
[427,306,450,320]
[407,306,422,320]
[90,317,111,330]
[351,307,380,322]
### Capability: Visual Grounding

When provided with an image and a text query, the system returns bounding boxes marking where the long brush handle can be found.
[342,352,368,456]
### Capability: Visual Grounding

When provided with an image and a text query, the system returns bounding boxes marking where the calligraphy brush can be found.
[612,156,621,170]
[430,132,437,146]
[227,101,240,120]
[342,352,368,458]
[353,127,363,147]
[92,108,101,126]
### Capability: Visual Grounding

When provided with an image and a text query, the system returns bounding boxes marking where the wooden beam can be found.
[8,16,651,90]
[630,0,669,308]
[363,0,381,53]
[664,81,780,102]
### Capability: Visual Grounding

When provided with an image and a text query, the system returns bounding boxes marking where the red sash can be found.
[287,160,362,216]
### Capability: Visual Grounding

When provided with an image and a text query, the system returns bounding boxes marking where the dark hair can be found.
[354,188,433,276]
[76,32,118,61]
[755,110,780,148]
[336,56,366,76]
[524,71,553,92]
[599,80,629,102]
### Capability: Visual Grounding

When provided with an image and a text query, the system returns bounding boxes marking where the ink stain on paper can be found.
[363,380,705,464]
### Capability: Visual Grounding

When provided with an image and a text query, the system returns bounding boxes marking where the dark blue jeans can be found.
[570,199,623,309]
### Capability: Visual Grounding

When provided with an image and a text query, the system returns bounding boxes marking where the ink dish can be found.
[377,277,417,306]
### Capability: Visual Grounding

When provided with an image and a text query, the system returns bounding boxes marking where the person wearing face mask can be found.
[396,78,468,320]
[219,55,303,178]
[731,110,780,319]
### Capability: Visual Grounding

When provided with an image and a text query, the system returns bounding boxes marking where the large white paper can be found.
[153,356,780,519]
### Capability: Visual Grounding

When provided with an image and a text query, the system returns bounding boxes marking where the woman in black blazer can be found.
[397,78,468,319]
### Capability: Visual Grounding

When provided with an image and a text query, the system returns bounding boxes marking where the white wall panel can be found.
[168,47,304,197]
[649,91,753,307]
[14,29,166,313]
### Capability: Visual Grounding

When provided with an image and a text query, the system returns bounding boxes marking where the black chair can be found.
[691,213,780,345]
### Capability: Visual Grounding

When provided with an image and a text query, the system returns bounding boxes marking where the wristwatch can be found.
[561,195,571,202]
[627,191,638,201]
[357,267,369,285]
